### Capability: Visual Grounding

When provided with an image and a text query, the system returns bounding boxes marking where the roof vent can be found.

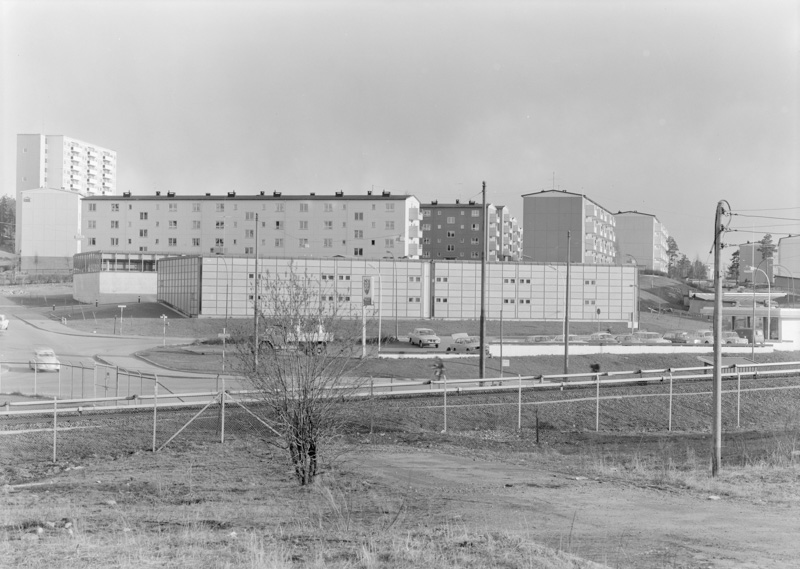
[310,192,315,196]
[455,199,460,204]
[382,190,391,196]
[227,191,236,197]
[431,200,438,205]
[206,193,211,196]
[167,191,175,197]
[335,190,344,197]
[273,191,282,197]
[367,190,373,195]
[122,191,131,197]
[155,191,161,196]
[260,191,265,195]
[469,200,476,205]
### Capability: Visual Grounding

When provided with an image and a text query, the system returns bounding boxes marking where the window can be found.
[192,220,201,229]
[216,221,225,230]
[87,220,96,229]
[354,230,363,239]
[386,203,395,211]
[245,212,255,221]
[341,203,347,210]
[324,221,333,230]
[110,237,119,246]
[423,238,431,244]
[245,246,253,254]
[409,276,421,282]
[471,210,480,217]
[423,210,431,217]
[435,297,448,303]
[447,231,455,238]
[520,299,531,304]
[275,221,283,230]
[192,203,201,212]
[299,238,309,248]
[437,210,442,215]
[88,203,96,212]
[213,238,223,247]
[423,251,431,258]
[471,251,479,258]
[299,203,309,212]
[446,245,455,251]
[139,246,148,252]
[339,275,351,281]
[584,280,596,285]
[353,248,363,256]
[321,274,334,281]
[140,212,148,220]
[435,277,449,283]
[338,295,351,302]
[299,220,308,230]
[139,229,148,237]
[585,300,596,305]
[168,238,177,247]
[471,237,479,244]
[371,204,376,210]
[88,238,96,246]
[245,229,254,238]
[422,224,431,231]
[324,203,333,212]
[472,224,480,231]
[275,238,283,247]
[323,238,333,248]
[192,238,200,247]
[354,212,364,221]
[408,297,421,303]
[168,203,177,212]
[385,239,394,248]
[275,202,284,212]
[111,203,119,212]
[447,216,455,224]
[169,220,177,229]
[385,221,395,230]
[216,203,224,212]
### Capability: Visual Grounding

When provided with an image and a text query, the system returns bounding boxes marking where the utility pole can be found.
[564,231,570,375]
[712,201,726,476]
[479,181,487,380]
[254,213,259,369]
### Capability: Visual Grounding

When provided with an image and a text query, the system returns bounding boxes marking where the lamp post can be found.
[117,305,126,335]
[626,254,639,330]
[747,262,771,357]
[160,314,168,346]
[772,263,796,308]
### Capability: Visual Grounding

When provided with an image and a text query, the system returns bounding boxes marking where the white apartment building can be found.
[521,190,616,264]
[80,191,422,259]
[16,134,117,271]
[614,211,669,272]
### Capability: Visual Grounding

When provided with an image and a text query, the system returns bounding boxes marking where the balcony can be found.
[408,225,420,239]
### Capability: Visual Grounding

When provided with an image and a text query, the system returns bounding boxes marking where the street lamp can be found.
[117,304,126,335]
[386,250,399,340]
[160,314,168,346]
[626,254,639,330]
[772,263,796,308]
[746,262,771,357]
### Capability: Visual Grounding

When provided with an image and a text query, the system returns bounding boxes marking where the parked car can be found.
[409,328,440,348]
[446,333,486,353]
[588,332,618,344]
[614,334,642,345]
[663,331,692,344]
[526,335,554,343]
[735,328,765,345]
[723,331,748,345]
[0,315,8,331]
[552,334,586,343]
[689,330,714,344]
[632,331,671,344]
[29,347,60,372]
[261,323,333,355]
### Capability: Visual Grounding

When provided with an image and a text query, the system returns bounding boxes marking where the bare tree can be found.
[231,265,373,485]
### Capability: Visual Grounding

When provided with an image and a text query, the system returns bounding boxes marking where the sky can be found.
[2,0,798,264]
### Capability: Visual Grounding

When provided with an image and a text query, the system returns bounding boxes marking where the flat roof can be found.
[83,192,416,202]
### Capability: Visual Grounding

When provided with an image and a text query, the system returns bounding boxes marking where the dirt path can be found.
[354,448,800,568]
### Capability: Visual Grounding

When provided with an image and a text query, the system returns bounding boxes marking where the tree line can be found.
[0,196,15,253]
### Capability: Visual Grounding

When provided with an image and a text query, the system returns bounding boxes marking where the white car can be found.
[29,347,61,372]
[409,328,440,348]
[446,333,486,353]
[0,315,8,331]
[723,331,748,345]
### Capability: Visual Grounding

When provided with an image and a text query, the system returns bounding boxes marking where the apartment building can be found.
[419,201,522,261]
[737,242,771,285]
[16,134,117,271]
[614,211,669,272]
[80,190,422,259]
[521,190,616,264]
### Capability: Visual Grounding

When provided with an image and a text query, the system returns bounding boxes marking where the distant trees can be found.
[726,250,740,281]
[0,196,15,252]
[758,234,776,260]
[666,237,681,278]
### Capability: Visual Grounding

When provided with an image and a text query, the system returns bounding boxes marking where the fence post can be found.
[595,373,600,432]
[517,374,522,431]
[70,363,74,400]
[34,365,38,396]
[737,370,742,428]
[52,397,58,463]
[80,362,85,399]
[219,377,226,444]
[369,378,374,435]
[668,371,673,432]
[116,366,120,398]
[152,377,158,452]
[443,374,448,433]
[57,365,62,399]
[93,363,97,400]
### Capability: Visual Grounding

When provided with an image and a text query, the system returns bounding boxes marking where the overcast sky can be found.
[2,0,797,263]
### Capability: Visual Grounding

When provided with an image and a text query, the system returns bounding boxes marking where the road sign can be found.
[118,305,127,309]
[218,333,231,339]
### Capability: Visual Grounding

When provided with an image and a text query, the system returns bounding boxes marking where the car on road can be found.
[409,328,440,348]
[735,328,765,344]
[588,332,618,344]
[663,331,693,344]
[29,347,60,372]
[723,331,748,345]
[689,330,714,344]
[614,334,642,345]
[0,315,8,330]
[632,331,671,344]
[552,334,585,343]
[446,333,483,353]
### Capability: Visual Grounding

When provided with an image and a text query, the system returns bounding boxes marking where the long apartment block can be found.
[80,190,422,259]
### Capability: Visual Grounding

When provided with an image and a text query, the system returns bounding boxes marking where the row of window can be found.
[87,219,399,234]
[422,223,481,231]
[423,210,482,218]
[87,202,398,214]
[422,251,481,259]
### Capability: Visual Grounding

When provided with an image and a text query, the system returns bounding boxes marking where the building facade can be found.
[157,255,638,326]
[521,190,617,265]
[19,188,82,273]
[80,191,422,259]
[419,201,522,261]
[737,243,771,285]
[16,134,117,271]
[614,211,669,272]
